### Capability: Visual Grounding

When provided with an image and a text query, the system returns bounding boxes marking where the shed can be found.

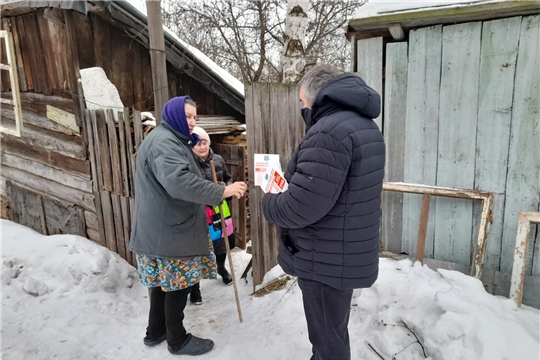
[347,0,539,307]
[0,0,248,265]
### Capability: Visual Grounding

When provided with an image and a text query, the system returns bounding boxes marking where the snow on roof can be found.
[353,0,503,20]
[125,0,245,97]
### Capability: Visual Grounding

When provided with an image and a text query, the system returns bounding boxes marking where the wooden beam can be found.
[146,0,168,125]
[348,1,540,37]
[416,194,431,263]
[389,23,405,40]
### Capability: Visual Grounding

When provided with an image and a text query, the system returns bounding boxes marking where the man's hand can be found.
[223,182,247,199]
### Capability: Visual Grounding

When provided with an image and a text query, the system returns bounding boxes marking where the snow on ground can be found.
[1,219,538,359]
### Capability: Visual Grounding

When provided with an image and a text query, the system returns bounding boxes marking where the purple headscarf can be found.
[162,96,201,147]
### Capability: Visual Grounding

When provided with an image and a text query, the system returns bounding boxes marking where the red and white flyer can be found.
[260,162,288,194]
[254,154,280,186]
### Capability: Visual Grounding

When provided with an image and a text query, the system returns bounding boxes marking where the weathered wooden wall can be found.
[354,16,539,304]
[0,92,95,240]
[72,11,243,119]
[245,83,305,288]
[1,7,246,268]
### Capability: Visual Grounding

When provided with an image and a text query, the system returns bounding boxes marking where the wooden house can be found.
[0,0,248,265]
[346,0,539,306]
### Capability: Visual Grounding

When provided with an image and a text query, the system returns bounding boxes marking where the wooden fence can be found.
[82,108,248,266]
[83,108,143,265]
[245,83,304,287]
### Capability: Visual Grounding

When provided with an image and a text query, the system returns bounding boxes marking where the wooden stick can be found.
[210,160,243,322]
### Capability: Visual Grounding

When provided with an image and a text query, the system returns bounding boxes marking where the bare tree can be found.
[162,0,366,84]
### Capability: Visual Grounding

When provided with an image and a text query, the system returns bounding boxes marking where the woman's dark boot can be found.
[217,260,233,285]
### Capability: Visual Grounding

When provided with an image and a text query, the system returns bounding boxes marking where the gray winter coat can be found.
[129,122,224,259]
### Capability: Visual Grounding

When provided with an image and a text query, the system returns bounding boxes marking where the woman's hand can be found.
[223,182,247,199]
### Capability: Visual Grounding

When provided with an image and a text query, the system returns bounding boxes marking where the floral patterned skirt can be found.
[136,238,217,292]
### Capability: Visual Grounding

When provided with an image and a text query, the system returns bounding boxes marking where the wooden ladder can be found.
[0,29,23,137]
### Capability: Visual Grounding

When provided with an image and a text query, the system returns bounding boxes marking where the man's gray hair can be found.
[298,64,343,106]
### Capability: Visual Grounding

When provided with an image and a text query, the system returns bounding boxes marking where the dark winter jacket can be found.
[129,121,224,259]
[195,149,233,186]
[262,73,385,290]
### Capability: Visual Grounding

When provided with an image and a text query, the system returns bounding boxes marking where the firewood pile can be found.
[142,114,244,136]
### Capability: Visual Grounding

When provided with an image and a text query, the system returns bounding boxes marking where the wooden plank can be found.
[132,110,144,151]
[434,21,482,266]
[349,35,357,72]
[120,196,133,264]
[0,134,90,179]
[402,25,442,259]
[64,10,84,127]
[0,118,86,160]
[87,227,100,243]
[130,44,145,111]
[246,83,263,287]
[356,37,383,129]
[2,165,95,212]
[381,41,408,252]
[500,15,540,274]
[42,196,86,237]
[100,191,117,253]
[22,12,48,94]
[5,18,27,92]
[473,17,521,271]
[95,110,113,192]
[70,11,95,70]
[46,105,79,133]
[105,109,123,195]
[0,152,92,194]
[90,14,111,72]
[36,9,59,91]
[2,106,79,136]
[84,110,107,247]
[84,210,99,231]
[417,194,431,262]
[117,110,131,197]
[110,193,126,259]
[13,16,32,90]
[46,14,67,91]
[109,27,134,109]
[122,109,135,197]
[8,180,42,233]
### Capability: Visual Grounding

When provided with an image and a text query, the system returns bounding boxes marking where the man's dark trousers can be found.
[298,277,354,360]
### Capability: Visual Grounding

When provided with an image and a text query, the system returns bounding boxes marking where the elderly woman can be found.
[129,96,246,356]
[188,126,235,305]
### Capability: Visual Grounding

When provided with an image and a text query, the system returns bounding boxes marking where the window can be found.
[0,30,23,137]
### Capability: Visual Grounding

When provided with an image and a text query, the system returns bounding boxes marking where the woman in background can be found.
[189,126,235,305]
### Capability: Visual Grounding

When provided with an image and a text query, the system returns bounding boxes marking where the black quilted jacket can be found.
[262,73,385,290]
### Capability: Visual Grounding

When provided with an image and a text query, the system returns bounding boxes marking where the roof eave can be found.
[347,1,540,40]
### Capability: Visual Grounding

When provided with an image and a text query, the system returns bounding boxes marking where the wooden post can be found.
[146,0,168,125]
[210,160,243,323]
[416,194,431,263]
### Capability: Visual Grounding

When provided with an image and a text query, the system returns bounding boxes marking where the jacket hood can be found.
[309,73,381,126]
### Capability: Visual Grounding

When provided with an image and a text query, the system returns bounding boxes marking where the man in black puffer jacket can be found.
[262,64,385,360]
